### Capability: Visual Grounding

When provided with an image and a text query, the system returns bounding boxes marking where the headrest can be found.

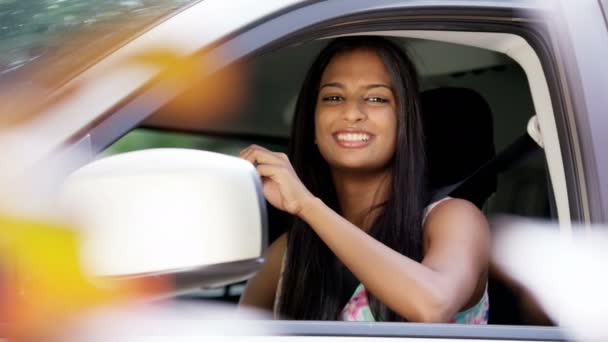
[421,87,497,208]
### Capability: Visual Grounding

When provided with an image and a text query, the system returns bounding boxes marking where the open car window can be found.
[105,35,557,325]
[106,128,286,157]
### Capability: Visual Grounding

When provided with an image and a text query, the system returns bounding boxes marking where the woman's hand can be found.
[240,145,315,216]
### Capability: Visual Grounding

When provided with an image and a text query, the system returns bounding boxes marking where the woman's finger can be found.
[249,144,272,153]
[273,152,290,162]
[240,147,253,162]
[241,144,270,156]
[239,145,256,159]
[255,164,285,179]
[245,147,284,166]
[240,146,259,165]
[241,145,270,162]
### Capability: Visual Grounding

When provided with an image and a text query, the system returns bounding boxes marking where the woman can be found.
[239,36,490,323]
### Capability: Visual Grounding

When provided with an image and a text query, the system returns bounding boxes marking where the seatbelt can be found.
[444,116,544,203]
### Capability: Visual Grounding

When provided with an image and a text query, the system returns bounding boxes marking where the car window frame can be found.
[63,1,582,339]
[547,0,608,224]
[244,321,566,341]
[601,0,608,28]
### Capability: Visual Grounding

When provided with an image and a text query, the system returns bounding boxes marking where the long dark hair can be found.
[279,36,428,321]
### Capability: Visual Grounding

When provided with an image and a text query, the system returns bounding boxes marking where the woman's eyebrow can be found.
[320,82,344,89]
[365,84,392,91]
[320,83,392,90]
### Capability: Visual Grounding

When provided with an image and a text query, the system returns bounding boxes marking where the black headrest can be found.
[421,87,497,208]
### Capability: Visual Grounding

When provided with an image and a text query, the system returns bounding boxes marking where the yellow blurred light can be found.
[0,215,171,340]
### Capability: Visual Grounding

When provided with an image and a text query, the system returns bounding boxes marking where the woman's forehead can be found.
[320,48,392,86]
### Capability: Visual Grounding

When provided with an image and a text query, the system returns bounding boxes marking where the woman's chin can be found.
[330,160,390,174]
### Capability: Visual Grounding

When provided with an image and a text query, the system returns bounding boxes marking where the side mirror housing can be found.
[60,148,267,291]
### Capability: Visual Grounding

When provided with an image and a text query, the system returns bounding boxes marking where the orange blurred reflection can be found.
[130,49,248,130]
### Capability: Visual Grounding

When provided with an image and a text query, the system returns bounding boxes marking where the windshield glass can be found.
[0,0,199,89]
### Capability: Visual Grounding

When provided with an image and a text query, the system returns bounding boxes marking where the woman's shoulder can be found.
[423,196,454,223]
[423,197,482,224]
[422,197,489,247]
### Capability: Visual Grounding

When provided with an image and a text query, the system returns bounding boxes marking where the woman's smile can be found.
[332,129,375,148]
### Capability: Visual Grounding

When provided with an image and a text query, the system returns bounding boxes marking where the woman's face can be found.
[315,48,398,173]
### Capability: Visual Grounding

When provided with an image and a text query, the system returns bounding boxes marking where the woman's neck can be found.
[331,168,392,231]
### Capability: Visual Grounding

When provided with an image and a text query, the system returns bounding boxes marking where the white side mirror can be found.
[60,148,266,290]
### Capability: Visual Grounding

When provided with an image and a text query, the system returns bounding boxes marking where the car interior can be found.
[104,35,557,325]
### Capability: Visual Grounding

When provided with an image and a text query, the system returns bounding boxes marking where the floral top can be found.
[273,197,490,324]
[339,282,489,323]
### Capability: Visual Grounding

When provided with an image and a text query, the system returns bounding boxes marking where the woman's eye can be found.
[322,95,343,102]
[366,97,389,103]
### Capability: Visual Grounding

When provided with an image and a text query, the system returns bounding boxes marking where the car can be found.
[2,0,608,340]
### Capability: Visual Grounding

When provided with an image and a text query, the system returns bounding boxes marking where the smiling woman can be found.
[239,36,490,323]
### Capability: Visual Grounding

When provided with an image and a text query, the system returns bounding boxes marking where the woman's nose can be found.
[342,99,366,123]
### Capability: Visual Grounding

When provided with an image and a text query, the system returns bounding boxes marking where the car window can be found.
[105,128,286,157]
[105,37,557,325]
[0,0,198,90]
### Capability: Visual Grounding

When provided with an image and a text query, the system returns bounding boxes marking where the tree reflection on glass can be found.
[0,0,196,81]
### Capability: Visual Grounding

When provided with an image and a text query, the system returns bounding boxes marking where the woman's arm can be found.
[240,145,490,322]
[299,196,489,322]
[239,233,287,311]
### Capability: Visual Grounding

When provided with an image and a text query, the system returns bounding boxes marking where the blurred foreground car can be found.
[2,0,608,340]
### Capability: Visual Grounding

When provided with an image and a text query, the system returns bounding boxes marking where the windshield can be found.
[0,0,199,89]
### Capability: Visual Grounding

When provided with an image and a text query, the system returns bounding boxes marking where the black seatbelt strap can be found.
[446,133,543,201]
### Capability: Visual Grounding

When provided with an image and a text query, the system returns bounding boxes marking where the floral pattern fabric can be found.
[340,283,489,324]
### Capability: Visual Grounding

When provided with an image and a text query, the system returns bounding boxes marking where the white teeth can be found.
[337,133,370,142]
